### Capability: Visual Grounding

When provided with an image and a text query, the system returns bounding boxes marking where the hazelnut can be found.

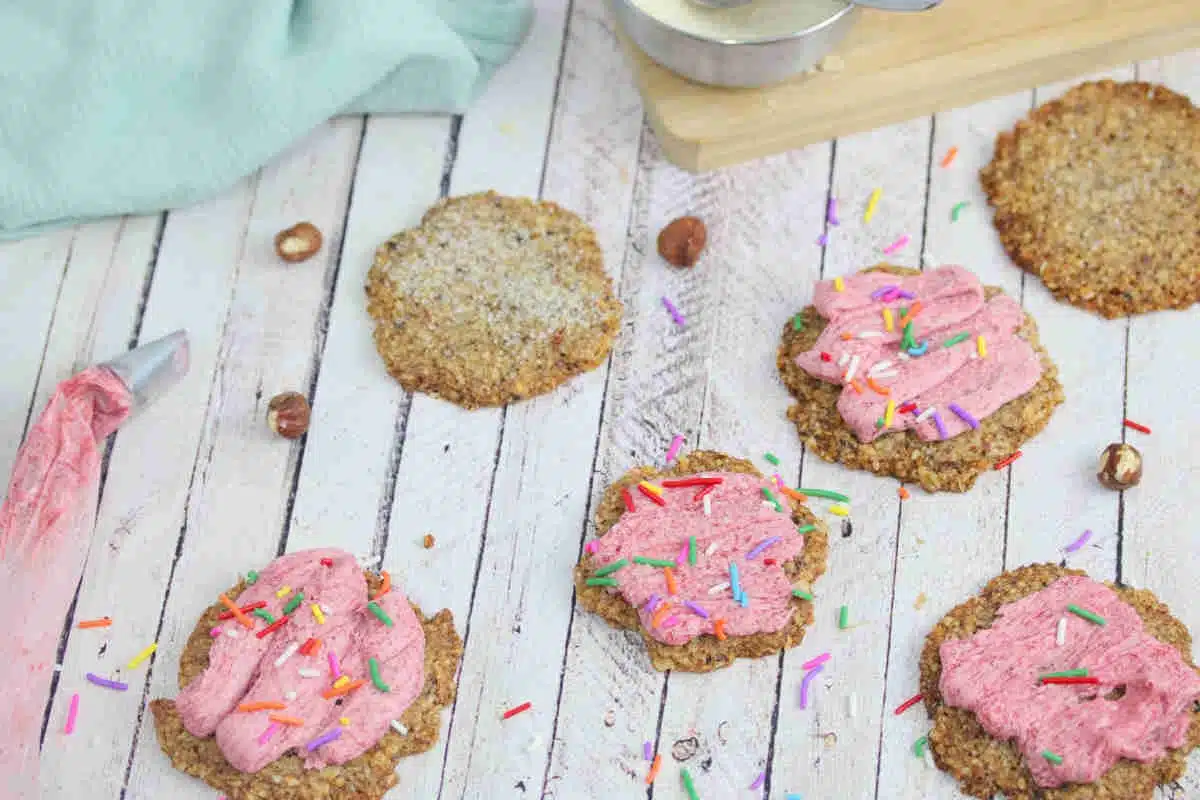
[422,533,435,549]
[656,216,707,267]
[1097,442,1142,490]
[274,222,323,263]
[267,392,311,439]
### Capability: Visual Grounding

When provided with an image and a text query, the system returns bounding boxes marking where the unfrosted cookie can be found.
[575,450,829,672]
[981,80,1200,318]
[365,191,623,408]
[150,549,462,800]
[919,564,1200,799]
[777,265,1064,493]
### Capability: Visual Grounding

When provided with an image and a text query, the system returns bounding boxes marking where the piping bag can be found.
[0,330,189,797]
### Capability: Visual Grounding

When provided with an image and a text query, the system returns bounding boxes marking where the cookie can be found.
[981,80,1200,318]
[575,450,829,672]
[365,191,623,408]
[150,550,462,800]
[920,564,1200,800]
[777,265,1064,493]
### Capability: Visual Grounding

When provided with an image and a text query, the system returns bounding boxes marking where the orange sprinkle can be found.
[849,379,864,395]
[840,332,853,341]
[268,713,304,727]
[713,619,727,640]
[940,146,959,168]
[898,486,910,500]
[651,604,673,628]
[77,617,112,629]
[898,301,923,328]
[372,570,392,601]
[237,701,286,712]
[866,377,891,396]
[646,753,662,784]
[780,487,807,503]
[663,567,678,596]
[321,679,367,700]
[219,593,254,629]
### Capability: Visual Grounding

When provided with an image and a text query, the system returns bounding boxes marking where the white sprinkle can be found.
[285,690,298,701]
[857,331,883,338]
[390,720,408,736]
[703,495,711,517]
[298,668,321,678]
[763,501,777,509]
[844,355,861,382]
[848,692,858,718]
[871,370,899,379]
[225,629,240,639]
[1056,617,1067,646]
[320,604,331,614]
[923,747,935,770]
[837,352,849,367]
[867,360,893,376]
[274,642,301,667]
[707,582,731,595]
[915,406,937,424]
[705,541,718,556]
[898,352,910,361]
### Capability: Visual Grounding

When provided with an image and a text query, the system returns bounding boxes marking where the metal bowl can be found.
[610,0,858,88]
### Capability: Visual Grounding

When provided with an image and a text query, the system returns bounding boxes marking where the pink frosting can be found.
[176,548,424,772]
[589,472,804,646]
[793,266,1044,443]
[939,575,1200,788]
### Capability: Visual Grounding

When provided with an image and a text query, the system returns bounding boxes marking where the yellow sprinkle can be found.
[883,307,894,332]
[834,276,845,292]
[311,604,326,625]
[884,399,895,428]
[275,585,291,598]
[638,481,663,497]
[126,642,158,670]
[864,188,882,223]
[829,505,850,517]
[977,335,987,358]
[339,717,351,727]
[334,676,350,689]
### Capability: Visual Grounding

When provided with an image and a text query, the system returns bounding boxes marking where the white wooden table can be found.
[4,0,1197,794]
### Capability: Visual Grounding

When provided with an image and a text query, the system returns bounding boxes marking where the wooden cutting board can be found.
[620,0,1200,171]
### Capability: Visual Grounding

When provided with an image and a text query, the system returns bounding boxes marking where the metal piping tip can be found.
[100,330,190,409]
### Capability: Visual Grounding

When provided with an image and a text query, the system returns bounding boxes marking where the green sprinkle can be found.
[367,601,394,627]
[792,314,805,332]
[634,556,676,568]
[875,418,884,429]
[796,524,816,534]
[761,487,782,511]
[792,588,814,601]
[688,536,697,566]
[681,768,700,800]
[942,332,971,348]
[1042,750,1063,765]
[795,488,850,503]
[951,201,969,222]
[914,735,929,757]
[251,608,276,624]
[1039,669,1088,680]
[764,452,780,465]
[368,657,390,692]
[838,605,849,629]
[245,570,259,585]
[282,591,304,615]
[1067,604,1106,626]
[586,577,619,587]
[902,321,915,349]
[593,559,628,578]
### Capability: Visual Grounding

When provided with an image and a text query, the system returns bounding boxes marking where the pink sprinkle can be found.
[661,615,680,628]
[750,771,766,789]
[676,543,689,565]
[328,651,341,679]
[882,234,910,255]
[64,693,79,734]
[665,434,684,464]
[772,473,785,490]
[584,540,599,555]
[210,627,222,637]
[801,652,831,671]
[258,722,280,745]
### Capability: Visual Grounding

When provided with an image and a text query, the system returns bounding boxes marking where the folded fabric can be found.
[0,0,531,240]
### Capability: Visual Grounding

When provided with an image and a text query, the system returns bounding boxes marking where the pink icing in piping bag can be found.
[0,330,188,796]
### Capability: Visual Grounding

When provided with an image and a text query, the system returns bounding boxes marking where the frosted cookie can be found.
[981,80,1200,318]
[150,548,462,800]
[920,564,1200,800]
[777,265,1064,493]
[575,450,829,672]
[365,191,623,408]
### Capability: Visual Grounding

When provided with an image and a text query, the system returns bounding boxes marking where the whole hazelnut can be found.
[1097,442,1142,490]
[656,216,707,267]
[274,222,323,263]
[267,392,311,439]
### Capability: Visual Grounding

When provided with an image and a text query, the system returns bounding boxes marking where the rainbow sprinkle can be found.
[1043,750,1064,765]
[948,403,979,429]
[282,591,304,615]
[681,768,700,800]
[665,434,684,463]
[1064,530,1093,553]
[245,570,259,585]
[367,601,394,627]
[799,664,824,708]
[662,296,686,326]
[864,188,882,222]
[951,201,968,222]
[802,652,830,670]
[311,603,326,625]
[882,234,910,255]
[976,335,987,358]
[306,728,343,752]
[746,536,781,559]
[126,643,157,670]
[838,605,850,629]
[942,331,970,348]
[368,657,390,692]
[86,673,128,691]
[1067,604,1106,626]
[64,693,79,734]
[594,559,628,577]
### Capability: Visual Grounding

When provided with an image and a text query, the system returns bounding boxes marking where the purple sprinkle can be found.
[799,664,824,709]
[827,198,840,226]
[645,593,662,614]
[870,284,898,300]
[947,403,979,429]
[258,722,280,745]
[661,615,681,628]
[750,771,766,789]
[86,673,128,691]
[816,233,828,247]
[644,741,653,760]
[894,289,916,299]
[662,296,686,326]
[684,600,710,619]
[305,727,343,752]
[746,536,782,560]
[1064,529,1093,553]
[801,652,831,671]
[931,411,949,440]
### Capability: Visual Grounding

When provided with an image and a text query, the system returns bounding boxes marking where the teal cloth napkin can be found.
[0,0,531,240]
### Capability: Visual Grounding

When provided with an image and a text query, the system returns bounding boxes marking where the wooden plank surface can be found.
[0,2,1196,794]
